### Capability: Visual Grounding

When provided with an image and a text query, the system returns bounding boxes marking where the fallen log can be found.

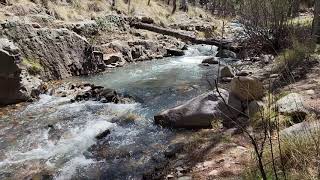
[130,22,240,51]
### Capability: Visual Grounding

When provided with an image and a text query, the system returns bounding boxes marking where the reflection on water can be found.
[0,45,218,179]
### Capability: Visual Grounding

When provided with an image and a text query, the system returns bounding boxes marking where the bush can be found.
[273,40,315,73]
[87,1,103,12]
[244,118,320,180]
[22,58,43,75]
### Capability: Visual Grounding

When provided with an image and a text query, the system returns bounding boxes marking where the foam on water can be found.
[0,94,142,179]
[0,44,219,179]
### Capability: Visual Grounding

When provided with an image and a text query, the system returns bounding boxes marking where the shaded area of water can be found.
[0,45,218,179]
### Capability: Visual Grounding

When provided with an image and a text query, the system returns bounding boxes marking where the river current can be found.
[0,45,218,179]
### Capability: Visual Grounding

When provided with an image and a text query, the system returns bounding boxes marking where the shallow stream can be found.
[0,45,219,179]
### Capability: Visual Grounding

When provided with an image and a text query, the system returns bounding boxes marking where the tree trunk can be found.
[313,0,320,43]
[180,0,188,12]
[172,0,177,14]
[130,22,239,51]
[291,0,300,17]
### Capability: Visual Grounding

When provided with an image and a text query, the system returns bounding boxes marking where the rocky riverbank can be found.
[0,13,188,105]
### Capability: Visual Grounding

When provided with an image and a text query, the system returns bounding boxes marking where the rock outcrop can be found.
[0,21,104,81]
[0,38,46,105]
[154,89,242,129]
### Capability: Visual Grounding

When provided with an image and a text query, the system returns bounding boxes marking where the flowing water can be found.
[0,45,219,180]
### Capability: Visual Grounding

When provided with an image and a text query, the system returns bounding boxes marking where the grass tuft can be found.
[22,58,43,75]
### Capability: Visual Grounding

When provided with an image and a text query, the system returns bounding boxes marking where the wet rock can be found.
[95,129,111,140]
[216,49,237,59]
[99,88,119,103]
[236,70,251,77]
[182,44,188,50]
[202,57,219,64]
[72,86,120,103]
[164,143,184,158]
[103,53,126,67]
[276,93,307,122]
[230,76,264,101]
[219,66,234,78]
[166,48,185,56]
[154,89,242,129]
[131,45,144,59]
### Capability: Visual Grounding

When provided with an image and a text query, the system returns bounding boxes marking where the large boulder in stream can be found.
[154,89,242,129]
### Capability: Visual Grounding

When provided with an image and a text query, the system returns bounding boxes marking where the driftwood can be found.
[130,22,240,51]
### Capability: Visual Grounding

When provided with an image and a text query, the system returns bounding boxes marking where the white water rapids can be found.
[0,45,218,179]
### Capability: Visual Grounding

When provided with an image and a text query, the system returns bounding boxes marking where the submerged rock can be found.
[202,57,219,64]
[154,89,242,129]
[166,48,185,56]
[95,129,111,140]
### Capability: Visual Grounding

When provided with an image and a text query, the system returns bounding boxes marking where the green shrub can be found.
[273,40,315,73]
[22,58,43,75]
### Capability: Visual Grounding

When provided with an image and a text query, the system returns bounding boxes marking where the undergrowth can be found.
[22,58,43,75]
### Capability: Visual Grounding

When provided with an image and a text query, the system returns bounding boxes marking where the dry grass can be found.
[244,115,320,180]
[273,40,315,74]
[22,58,43,75]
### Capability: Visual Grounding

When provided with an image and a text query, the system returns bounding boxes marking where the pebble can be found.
[177,176,192,180]
[208,169,219,176]
[220,77,233,83]
[166,174,174,179]
[305,89,315,95]
[236,70,251,76]
[270,74,279,78]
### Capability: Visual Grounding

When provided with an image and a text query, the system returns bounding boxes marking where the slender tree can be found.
[313,0,320,43]
[180,0,189,11]
[172,0,177,14]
